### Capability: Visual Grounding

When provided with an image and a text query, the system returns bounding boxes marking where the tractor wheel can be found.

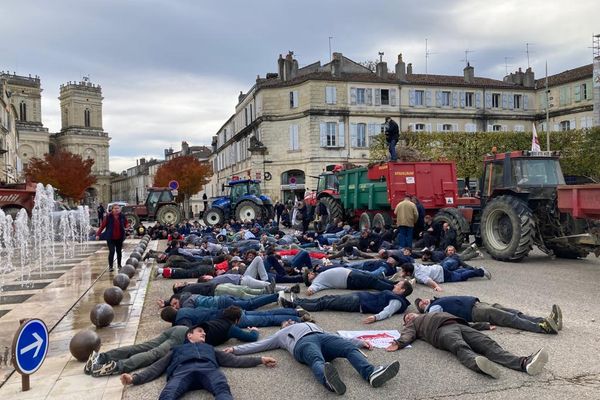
[433,208,470,249]
[359,212,372,231]
[236,201,262,222]
[203,208,225,226]
[264,205,275,220]
[321,197,344,222]
[480,195,535,261]
[372,213,393,230]
[547,244,589,259]
[3,206,22,219]
[156,205,182,226]
[124,213,140,230]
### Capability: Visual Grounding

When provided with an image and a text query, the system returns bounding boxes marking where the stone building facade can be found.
[0,72,111,204]
[208,51,597,202]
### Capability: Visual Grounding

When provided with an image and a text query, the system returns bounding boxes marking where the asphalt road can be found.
[123,248,600,400]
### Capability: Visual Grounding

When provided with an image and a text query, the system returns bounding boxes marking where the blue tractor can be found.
[203,179,274,226]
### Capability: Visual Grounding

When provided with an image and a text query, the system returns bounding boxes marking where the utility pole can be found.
[526,42,534,68]
[545,61,550,150]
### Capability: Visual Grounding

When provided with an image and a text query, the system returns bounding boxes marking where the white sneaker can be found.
[475,356,501,378]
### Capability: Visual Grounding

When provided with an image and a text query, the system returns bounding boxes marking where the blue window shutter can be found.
[523,95,529,110]
[289,125,294,149]
[460,91,466,108]
[366,88,373,105]
[374,89,381,106]
[390,88,397,106]
[408,89,415,106]
[338,122,345,147]
[574,85,581,102]
[476,92,482,108]
[435,91,442,107]
[502,93,508,109]
[452,91,459,108]
[425,90,433,106]
[508,93,514,110]
[332,87,337,104]
[320,123,327,147]
[485,92,492,108]
[350,123,358,147]
[325,87,332,104]
[350,87,357,105]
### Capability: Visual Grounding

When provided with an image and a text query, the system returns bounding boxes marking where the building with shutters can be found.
[208,51,596,202]
[0,72,111,204]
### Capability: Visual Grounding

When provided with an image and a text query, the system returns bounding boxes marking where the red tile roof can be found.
[535,64,592,87]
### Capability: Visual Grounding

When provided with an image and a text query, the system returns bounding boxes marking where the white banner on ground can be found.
[337,330,405,349]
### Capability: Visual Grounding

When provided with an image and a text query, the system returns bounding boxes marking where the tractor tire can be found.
[359,212,372,231]
[547,244,589,259]
[3,206,22,219]
[203,208,225,226]
[124,213,140,230]
[264,205,275,220]
[480,195,535,261]
[156,204,182,226]
[236,201,262,222]
[433,208,470,249]
[372,213,393,230]
[321,197,344,222]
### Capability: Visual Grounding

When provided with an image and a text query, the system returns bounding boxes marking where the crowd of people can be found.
[86,206,560,399]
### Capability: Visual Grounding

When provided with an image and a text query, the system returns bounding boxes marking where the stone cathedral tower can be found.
[55,78,111,204]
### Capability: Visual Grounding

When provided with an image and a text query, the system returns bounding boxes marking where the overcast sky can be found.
[1,0,597,172]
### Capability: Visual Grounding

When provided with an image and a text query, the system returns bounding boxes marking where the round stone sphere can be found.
[113,273,130,290]
[125,258,139,268]
[103,286,124,306]
[69,330,101,362]
[130,252,142,261]
[121,264,136,279]
[90,304,114,328]
[143,235,150,240]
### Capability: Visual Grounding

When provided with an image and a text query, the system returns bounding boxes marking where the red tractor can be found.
[122,187,183,229]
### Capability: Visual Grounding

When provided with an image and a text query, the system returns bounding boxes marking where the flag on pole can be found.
[531,124,541,152]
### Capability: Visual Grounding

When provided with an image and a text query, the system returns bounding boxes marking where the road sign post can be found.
[11,318,49,392]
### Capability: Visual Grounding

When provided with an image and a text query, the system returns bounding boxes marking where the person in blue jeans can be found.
[264,252,304,283]
[225,321,399,395]
[119,325,277,400]
[399,262,491,292]
[347,257,399,278]
[162,306,307,328]
[168,292,279,311]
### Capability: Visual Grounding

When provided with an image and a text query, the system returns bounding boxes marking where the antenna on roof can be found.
[425,38,438,75]
[525,43,534,68]
[328,36,334,61]
[503,56,514,75]
[459,49,475,67]
[378,52,384,62]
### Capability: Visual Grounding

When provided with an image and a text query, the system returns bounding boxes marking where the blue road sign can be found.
[168,180,179,190]
[13,319,48,375]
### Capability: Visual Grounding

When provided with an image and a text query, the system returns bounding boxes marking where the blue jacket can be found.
[426,296,479,322]
[357,291,410,314]
[166,342,218,379]
[99,213,126,241]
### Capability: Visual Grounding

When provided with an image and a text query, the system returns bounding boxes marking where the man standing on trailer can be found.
[384,116,400,161]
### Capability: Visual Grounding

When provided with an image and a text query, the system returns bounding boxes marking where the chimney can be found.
[238,91,245,103]
[140,158,146,165]
[395,54,406,81]
[463,62,474,83]
[283,51,295,81]
[331,52,343,77]
[376,61,388,79]
[406,63,413,75]
[278,54,284,80]
[523,67,535,88]
[182,141,189,155]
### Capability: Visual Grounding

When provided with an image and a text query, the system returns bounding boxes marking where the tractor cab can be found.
[228,180,262,203]
[145,188,175,216]
[481,150,565,203]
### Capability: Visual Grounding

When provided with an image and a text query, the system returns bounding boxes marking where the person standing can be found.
[96,204,128,272]
[274,201,285,226]
[202,193,209,212]
[384,116,399,161]
[97,203,105,223]
[394,194,418,248]
[315,199,329,233]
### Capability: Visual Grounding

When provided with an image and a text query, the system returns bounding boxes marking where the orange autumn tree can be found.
[153,155,212,203]
[25,150,97,201]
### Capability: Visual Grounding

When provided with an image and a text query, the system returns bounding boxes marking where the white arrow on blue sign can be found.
[13,319,49,375]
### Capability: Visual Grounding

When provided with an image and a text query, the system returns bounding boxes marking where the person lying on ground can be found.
[279,279,413,324]
[161,305,311,328]
[87,307,260,378]
[328,244,375,262]
[386,312,550,379]
[415,296,561,334]
[224,321,399,395]
[303,267,396,295]
[398,262,490,292]
[119,325,277,400]
[164,291,279,311]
